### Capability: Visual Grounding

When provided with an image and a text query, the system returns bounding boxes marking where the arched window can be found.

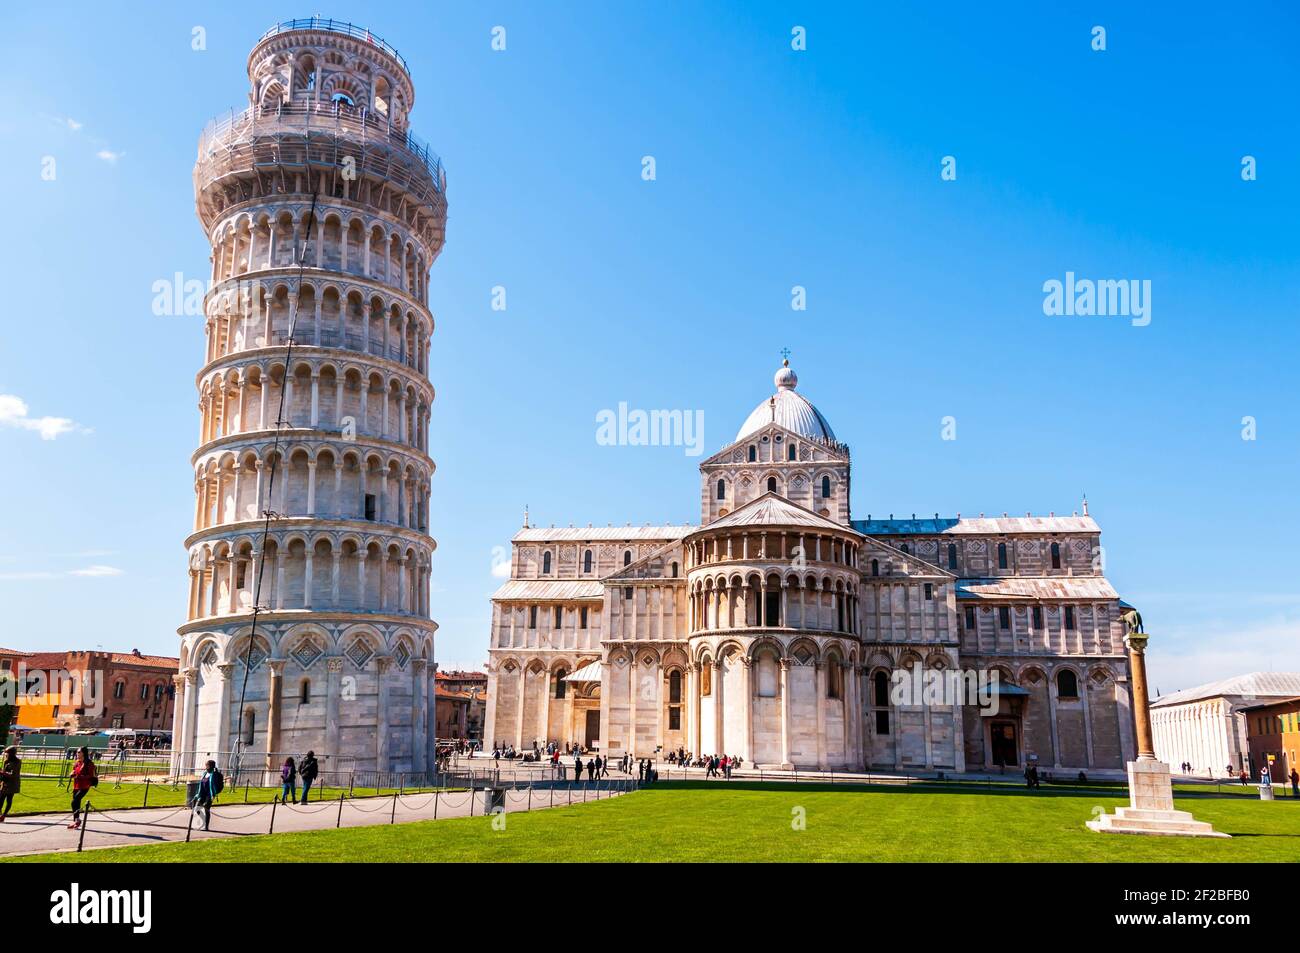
[871,558,879,577]
[330,91,355,107]
[670,561,679,578]
[554,669,567,699]
[542,551,552,574]
[716,478,726,500]
[241,709,256,746]
[669,670,682,703]
[299,679,311,704]
[1057,669,1079,698]
[767,477,777,493]
[998,542,1008,570]
[747,446,756,462]
[623,550,632,566]
[821,475,831,498]
[113,681,125,700]
[947,543,958,570]
[827,661,843,698]
[701,664,712,696]
[788,444,797,461]
[582,549,592,573]
[873,671,890,707]
[900,543,910,555]
[139,683,149,701]
[1050,542,1061,569]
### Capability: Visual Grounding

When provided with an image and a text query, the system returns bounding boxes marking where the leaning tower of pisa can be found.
[173,18,446,781]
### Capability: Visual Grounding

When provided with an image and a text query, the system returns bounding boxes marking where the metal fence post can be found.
[77,801,91,853]
[337,791,345,828]
[142,779,150,808]
[269,796,278,834]
[186,800,195,842]
[527,782,532,811]
[433,790,439,820]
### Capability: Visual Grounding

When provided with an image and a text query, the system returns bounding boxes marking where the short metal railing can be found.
[256,18,411,75]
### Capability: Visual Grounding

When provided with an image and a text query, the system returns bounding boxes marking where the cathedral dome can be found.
[735,360,836,443]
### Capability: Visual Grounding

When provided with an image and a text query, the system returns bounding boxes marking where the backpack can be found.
[212,769,225,795]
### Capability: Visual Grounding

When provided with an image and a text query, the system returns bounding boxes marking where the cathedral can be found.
[484,361,1137,773]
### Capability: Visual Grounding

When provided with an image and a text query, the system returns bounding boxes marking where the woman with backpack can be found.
[0,746,21,821]
[68,746,96,830]
[280,756,298,803]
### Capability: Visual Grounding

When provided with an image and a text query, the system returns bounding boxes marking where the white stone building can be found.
[484,361,1138,773]
[173,19,445,778]
[1151,672,1300,777]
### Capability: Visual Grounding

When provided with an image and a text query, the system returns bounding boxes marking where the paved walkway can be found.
[0,783,627,858]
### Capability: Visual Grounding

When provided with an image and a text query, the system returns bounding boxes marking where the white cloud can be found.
[491,559,511,578]
[96,149,124,163]
[0,565,122,582]
[0,394,88,440]
[68,565,124,578]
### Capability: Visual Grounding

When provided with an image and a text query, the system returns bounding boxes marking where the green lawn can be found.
[10,781,1299,862]
[2,777,447,816]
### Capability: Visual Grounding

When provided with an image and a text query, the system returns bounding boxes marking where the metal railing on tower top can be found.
[256,17,410,74]
[198,100,445,191]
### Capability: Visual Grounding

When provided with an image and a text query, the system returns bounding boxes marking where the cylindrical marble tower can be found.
[174,18,446,781]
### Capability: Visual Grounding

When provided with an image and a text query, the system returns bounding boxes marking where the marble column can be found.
[412,659,428,773]
[325,657,343,758]
[215,663,235,762]
[779,657,792,768]
[266,660,285,772]
[375,655,392,773]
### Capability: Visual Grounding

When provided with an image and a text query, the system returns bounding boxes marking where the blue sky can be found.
[0,2,1296,693]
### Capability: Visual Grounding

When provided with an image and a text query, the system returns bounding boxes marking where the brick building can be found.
[1241,697,1300,783]
[9,649,179,731]
[435,671,486,742]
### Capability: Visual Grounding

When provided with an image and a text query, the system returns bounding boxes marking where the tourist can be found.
[0,745,21,821]
[300,750,320,802]
[574,755,583,781]
[600,755,609,779]
[587,758,597,782]
[1260,765,1272,788]
[68,747,97,830]
[1290,768,1298,798]
[280,756,298,803]
[194,759,221,832]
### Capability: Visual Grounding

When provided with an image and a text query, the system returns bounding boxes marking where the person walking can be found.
[280,756,298,803]
[574,755,583,782]
[193,759,222,832]
[299,750,320,803]
[68,747,97,830]
[0,746,21,821]
[1289,768,1299,798]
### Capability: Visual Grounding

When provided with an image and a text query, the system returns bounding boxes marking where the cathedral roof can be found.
[702,492,851,533]
[736,360,836,443]
[956,577,1119,601]
[852,515,1100,535]
[491,579,605,601]
[1151,672,1300,709]
[513,525,694,542]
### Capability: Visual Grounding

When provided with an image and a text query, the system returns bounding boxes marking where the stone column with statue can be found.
[1087,611,1228,838]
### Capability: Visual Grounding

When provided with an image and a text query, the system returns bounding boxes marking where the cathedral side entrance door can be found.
[991,721,1019,767]
[585,710,600,749]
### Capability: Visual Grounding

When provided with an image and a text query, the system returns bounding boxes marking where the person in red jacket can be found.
[68,747,96,830]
